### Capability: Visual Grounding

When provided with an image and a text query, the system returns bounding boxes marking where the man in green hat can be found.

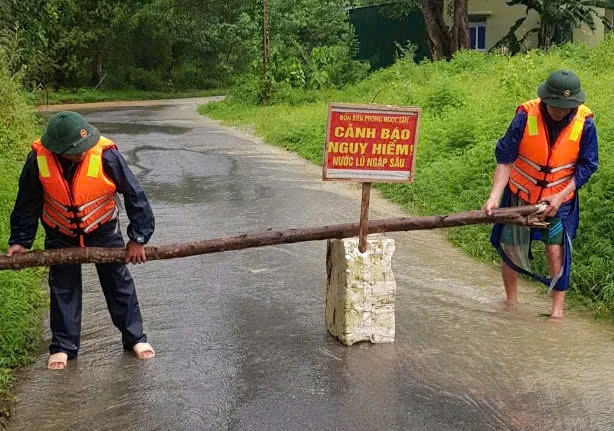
[483,70,599,319]
[7,111,156,369]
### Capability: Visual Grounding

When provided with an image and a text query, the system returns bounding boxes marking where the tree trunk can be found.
[90,51,103,87]
[263,0,270,74]
[0,205,547,271]
[260,0,273,103]
[451,0,470,52]
[421,0,451,60]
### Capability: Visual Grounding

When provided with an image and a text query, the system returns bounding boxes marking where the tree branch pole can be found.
[0,205,548,271]
[358,183,371,253]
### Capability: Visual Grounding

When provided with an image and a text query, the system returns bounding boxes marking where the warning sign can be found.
[322,103,421,183]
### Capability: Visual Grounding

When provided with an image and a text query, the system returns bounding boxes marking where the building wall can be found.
[573,8,607,47]
[466,0,540,50]
[444,0,608,51]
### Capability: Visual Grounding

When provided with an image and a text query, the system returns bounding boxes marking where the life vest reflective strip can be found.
[32,136,119,243]
[508,98,592,204]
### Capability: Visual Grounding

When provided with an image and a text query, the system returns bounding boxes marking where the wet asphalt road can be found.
[9,99,614,431]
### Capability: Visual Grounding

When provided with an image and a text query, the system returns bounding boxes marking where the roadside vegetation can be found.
[0,55,46,424]
[202,38,614,317]
[1,1,367,101]
[31,89,226,106]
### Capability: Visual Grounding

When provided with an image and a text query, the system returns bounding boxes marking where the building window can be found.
[469,22,487,51]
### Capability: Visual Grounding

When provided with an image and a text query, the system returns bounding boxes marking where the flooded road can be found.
[9,99,614,430]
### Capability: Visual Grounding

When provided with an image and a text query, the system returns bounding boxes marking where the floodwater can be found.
[8,99,614,430]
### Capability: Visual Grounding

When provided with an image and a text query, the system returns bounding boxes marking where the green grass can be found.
[201,37,614,317]
[0,61,46,424]
[30,88,226,106]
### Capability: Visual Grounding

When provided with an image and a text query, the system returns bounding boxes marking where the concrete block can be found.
[325,235,396,346]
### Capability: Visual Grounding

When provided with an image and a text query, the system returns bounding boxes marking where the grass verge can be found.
[0,62,46,425]
[201,38,614,317]
[30,88,226,106]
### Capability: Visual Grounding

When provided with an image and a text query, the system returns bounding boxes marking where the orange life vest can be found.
[508,98,592,205]
[32,136,119,244]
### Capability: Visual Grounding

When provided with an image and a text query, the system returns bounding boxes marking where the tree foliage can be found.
[0,0,368,92]
[2,0,607,93]
[496,0,607,53]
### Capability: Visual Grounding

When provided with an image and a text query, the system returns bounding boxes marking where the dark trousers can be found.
[45,221,146,359]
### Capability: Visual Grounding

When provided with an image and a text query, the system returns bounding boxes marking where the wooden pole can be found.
[261,0,271,103]
[0,205,547,271]
[358,183,371,253]
[263,0,270,74]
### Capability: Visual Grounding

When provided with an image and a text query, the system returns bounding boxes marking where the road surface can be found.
[9,98,614,431]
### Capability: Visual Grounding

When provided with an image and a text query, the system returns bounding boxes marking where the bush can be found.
[271,83,321,105]
[271,53,307,88]
[309,44,370,89]
[129,68,168,92]
[422,86,466,116]
[204,36,614,315]
[229,41,371,106]
[171,63,221,90]
[229,74,262,105]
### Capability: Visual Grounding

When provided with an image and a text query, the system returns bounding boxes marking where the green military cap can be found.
[41,111,100,155]
[537,70,586,109]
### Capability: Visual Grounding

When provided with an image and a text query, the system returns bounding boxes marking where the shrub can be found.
[171,63,221,90]
[129,68,168,91]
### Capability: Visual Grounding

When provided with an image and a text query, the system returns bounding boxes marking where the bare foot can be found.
[48,352,68,370]
[502,301,519,312]
[503,297,519,309]
[538,312,563,322]
[133,343,155,359]
[550,291,566,321]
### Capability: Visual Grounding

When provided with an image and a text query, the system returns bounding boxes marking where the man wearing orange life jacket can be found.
[7,111,156,369]
[483,70,599,320]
